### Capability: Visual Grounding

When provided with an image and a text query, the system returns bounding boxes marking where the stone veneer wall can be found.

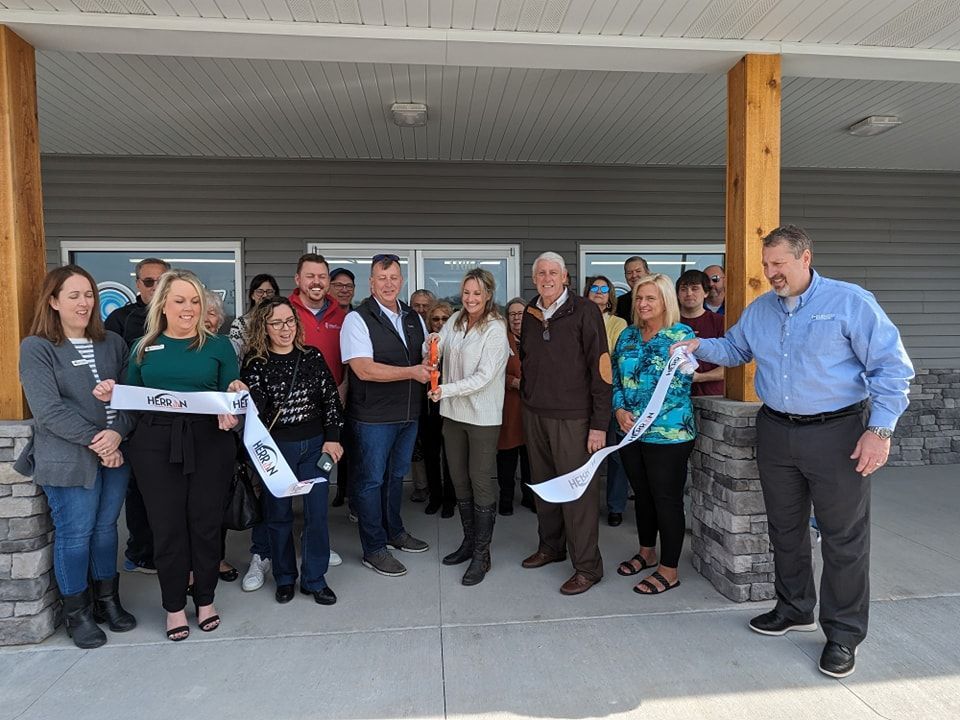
[0,423,59,645]
[689,397,774,603]
[889,368,960,466]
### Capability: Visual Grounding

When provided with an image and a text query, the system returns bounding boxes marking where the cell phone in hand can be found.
[316,452,335,476]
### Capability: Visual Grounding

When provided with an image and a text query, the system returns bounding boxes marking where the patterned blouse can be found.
[612,322,696,444]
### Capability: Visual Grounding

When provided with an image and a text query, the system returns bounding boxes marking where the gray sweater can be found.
[15,332,134,488]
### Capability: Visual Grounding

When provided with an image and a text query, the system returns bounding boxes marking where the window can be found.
[579,243,725,296]
[61,241,243,327]
[307,244,521,308]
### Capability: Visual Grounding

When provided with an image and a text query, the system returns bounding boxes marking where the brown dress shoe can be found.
[560,572,599,595]
[521,550,566,569]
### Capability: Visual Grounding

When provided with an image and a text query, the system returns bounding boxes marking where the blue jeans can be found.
[249,520,270,559]
[606,417,629,513]
[43,464,130,596]
[263,436,331,590]
[350,419,419,557]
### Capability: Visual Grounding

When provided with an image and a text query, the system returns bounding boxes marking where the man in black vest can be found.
[340,254,432,577]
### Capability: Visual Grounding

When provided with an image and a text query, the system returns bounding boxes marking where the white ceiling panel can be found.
[34,51,960,170]
[8,1,960,50]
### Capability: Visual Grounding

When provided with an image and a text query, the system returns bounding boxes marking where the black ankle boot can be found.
[63,590,107,649]
[92,574,137,632]
[462,503,496,586]
[442,501,475,565]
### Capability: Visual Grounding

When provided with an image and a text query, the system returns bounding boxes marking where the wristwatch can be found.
[867,426,893,440]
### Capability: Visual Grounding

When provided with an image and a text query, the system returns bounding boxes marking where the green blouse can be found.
[127,334,239,392]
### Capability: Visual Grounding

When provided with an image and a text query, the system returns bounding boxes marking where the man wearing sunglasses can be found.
[105,257,170,347]
[103,257,170,575]
[340,253,432,577]
[704,265,726,315]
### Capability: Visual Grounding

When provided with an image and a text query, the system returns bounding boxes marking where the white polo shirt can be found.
[341,298,428,361]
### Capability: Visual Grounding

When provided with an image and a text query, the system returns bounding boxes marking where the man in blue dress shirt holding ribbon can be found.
[673,224,913,679]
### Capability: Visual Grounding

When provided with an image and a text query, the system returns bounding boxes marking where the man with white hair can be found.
[519,251,612,595]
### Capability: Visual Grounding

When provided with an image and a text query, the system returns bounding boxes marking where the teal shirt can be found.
[127,334,239,392]
[612,323,696,444]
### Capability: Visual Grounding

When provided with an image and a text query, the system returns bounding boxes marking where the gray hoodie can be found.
[15,331,134,488]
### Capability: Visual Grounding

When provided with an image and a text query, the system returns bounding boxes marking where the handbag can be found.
[223,453,262,531]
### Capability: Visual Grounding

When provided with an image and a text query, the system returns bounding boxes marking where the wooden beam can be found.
[0,26,46,420]
[724,53,781,403]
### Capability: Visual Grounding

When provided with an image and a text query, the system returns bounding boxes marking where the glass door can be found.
[309,244,520,309]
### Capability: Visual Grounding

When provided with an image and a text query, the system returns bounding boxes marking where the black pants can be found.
[619,440,694,569]
[422,411,454,506]
[122,457,155,565]
[757,407,871,648]
[129,414,235,612]
[496,445,532,506]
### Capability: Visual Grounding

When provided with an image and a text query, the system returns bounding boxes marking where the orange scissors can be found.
[428,336,440,392]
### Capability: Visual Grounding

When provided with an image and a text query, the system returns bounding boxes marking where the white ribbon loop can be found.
[529,348,697,504]
[110,385,319,498]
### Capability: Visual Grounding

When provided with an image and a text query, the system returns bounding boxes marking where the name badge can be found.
[71,359,91,367]
[145,344,165,352]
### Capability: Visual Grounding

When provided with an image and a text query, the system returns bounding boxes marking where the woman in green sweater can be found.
[122,269,245,641]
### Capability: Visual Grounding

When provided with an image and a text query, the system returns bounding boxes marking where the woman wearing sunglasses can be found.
[584,276,630,527]
[240,297,344,606]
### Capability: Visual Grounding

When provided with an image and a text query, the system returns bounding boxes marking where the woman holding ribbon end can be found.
[425,268,509,586]
[97,269,246,641]
[17,265,137,649]
[612,273,696,595]
[240,297,344,606]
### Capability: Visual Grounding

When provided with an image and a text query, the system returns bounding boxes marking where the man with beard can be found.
[672,225,913,678]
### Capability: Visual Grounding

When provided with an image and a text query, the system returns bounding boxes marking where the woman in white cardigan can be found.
[426,268,509,586]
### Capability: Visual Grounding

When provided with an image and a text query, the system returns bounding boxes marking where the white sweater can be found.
[433,311,509,427]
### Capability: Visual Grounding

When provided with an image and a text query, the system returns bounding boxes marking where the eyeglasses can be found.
[430,315,451,323]
[266,317,298,330]
[589,284,610,294]
[331,282,355,290]
[372,253,401,266]
[507,311,525,319]
[709,275,722,282]
[252,289,276,298]
[138,277,160,288]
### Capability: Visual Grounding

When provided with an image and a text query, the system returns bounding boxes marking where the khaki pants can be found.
[523,409,603,581]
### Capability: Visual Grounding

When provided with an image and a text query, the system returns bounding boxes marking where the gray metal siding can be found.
[40,156,959,368]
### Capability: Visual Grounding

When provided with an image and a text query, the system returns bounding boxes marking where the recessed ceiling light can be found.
[848,116,901,137]
[391,103,428,127]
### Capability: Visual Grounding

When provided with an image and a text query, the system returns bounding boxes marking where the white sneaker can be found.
[329,549,343,567]
[242,553,271,592]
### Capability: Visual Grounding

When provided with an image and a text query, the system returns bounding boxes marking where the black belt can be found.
[763,401,865,425]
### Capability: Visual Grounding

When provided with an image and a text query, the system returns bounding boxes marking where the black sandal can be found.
[166,625,190,642]
[195,603,221,632]
[633,570,681,595]
[617,553,654,576]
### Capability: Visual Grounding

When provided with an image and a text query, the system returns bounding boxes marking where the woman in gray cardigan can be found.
[16,265,137,649]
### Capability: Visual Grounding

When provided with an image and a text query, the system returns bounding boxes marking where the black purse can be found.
[223,446,262,531]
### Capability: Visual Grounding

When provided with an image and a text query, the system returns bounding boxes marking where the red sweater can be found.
[289,289,346,385]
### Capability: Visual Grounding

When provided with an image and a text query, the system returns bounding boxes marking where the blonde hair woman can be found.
[426,268,509,586]
[121,269,247,640]
[611,273,695,596]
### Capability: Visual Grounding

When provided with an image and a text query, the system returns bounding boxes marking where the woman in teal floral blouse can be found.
[612,273,696,595]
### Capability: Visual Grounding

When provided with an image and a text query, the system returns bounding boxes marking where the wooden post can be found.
[0,26,46,419]
[725,54,780,402]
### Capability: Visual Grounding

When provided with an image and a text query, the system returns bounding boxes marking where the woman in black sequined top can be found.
[240,297,344,606]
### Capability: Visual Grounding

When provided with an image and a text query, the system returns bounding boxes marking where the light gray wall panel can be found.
[40,156,960,368]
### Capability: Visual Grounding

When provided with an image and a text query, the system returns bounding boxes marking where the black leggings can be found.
[619,440,694,569]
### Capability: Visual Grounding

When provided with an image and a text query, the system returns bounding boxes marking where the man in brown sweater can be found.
[519,251,613,595]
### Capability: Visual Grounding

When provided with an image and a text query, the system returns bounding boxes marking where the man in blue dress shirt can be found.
[673,225,913,679]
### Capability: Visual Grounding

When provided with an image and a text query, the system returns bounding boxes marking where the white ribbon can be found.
[110,385,319,498]
[528,348,697,504]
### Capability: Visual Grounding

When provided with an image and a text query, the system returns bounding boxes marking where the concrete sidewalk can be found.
[2,464,958,720]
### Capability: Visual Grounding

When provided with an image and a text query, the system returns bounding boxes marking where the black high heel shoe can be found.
[195,602,221,632]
